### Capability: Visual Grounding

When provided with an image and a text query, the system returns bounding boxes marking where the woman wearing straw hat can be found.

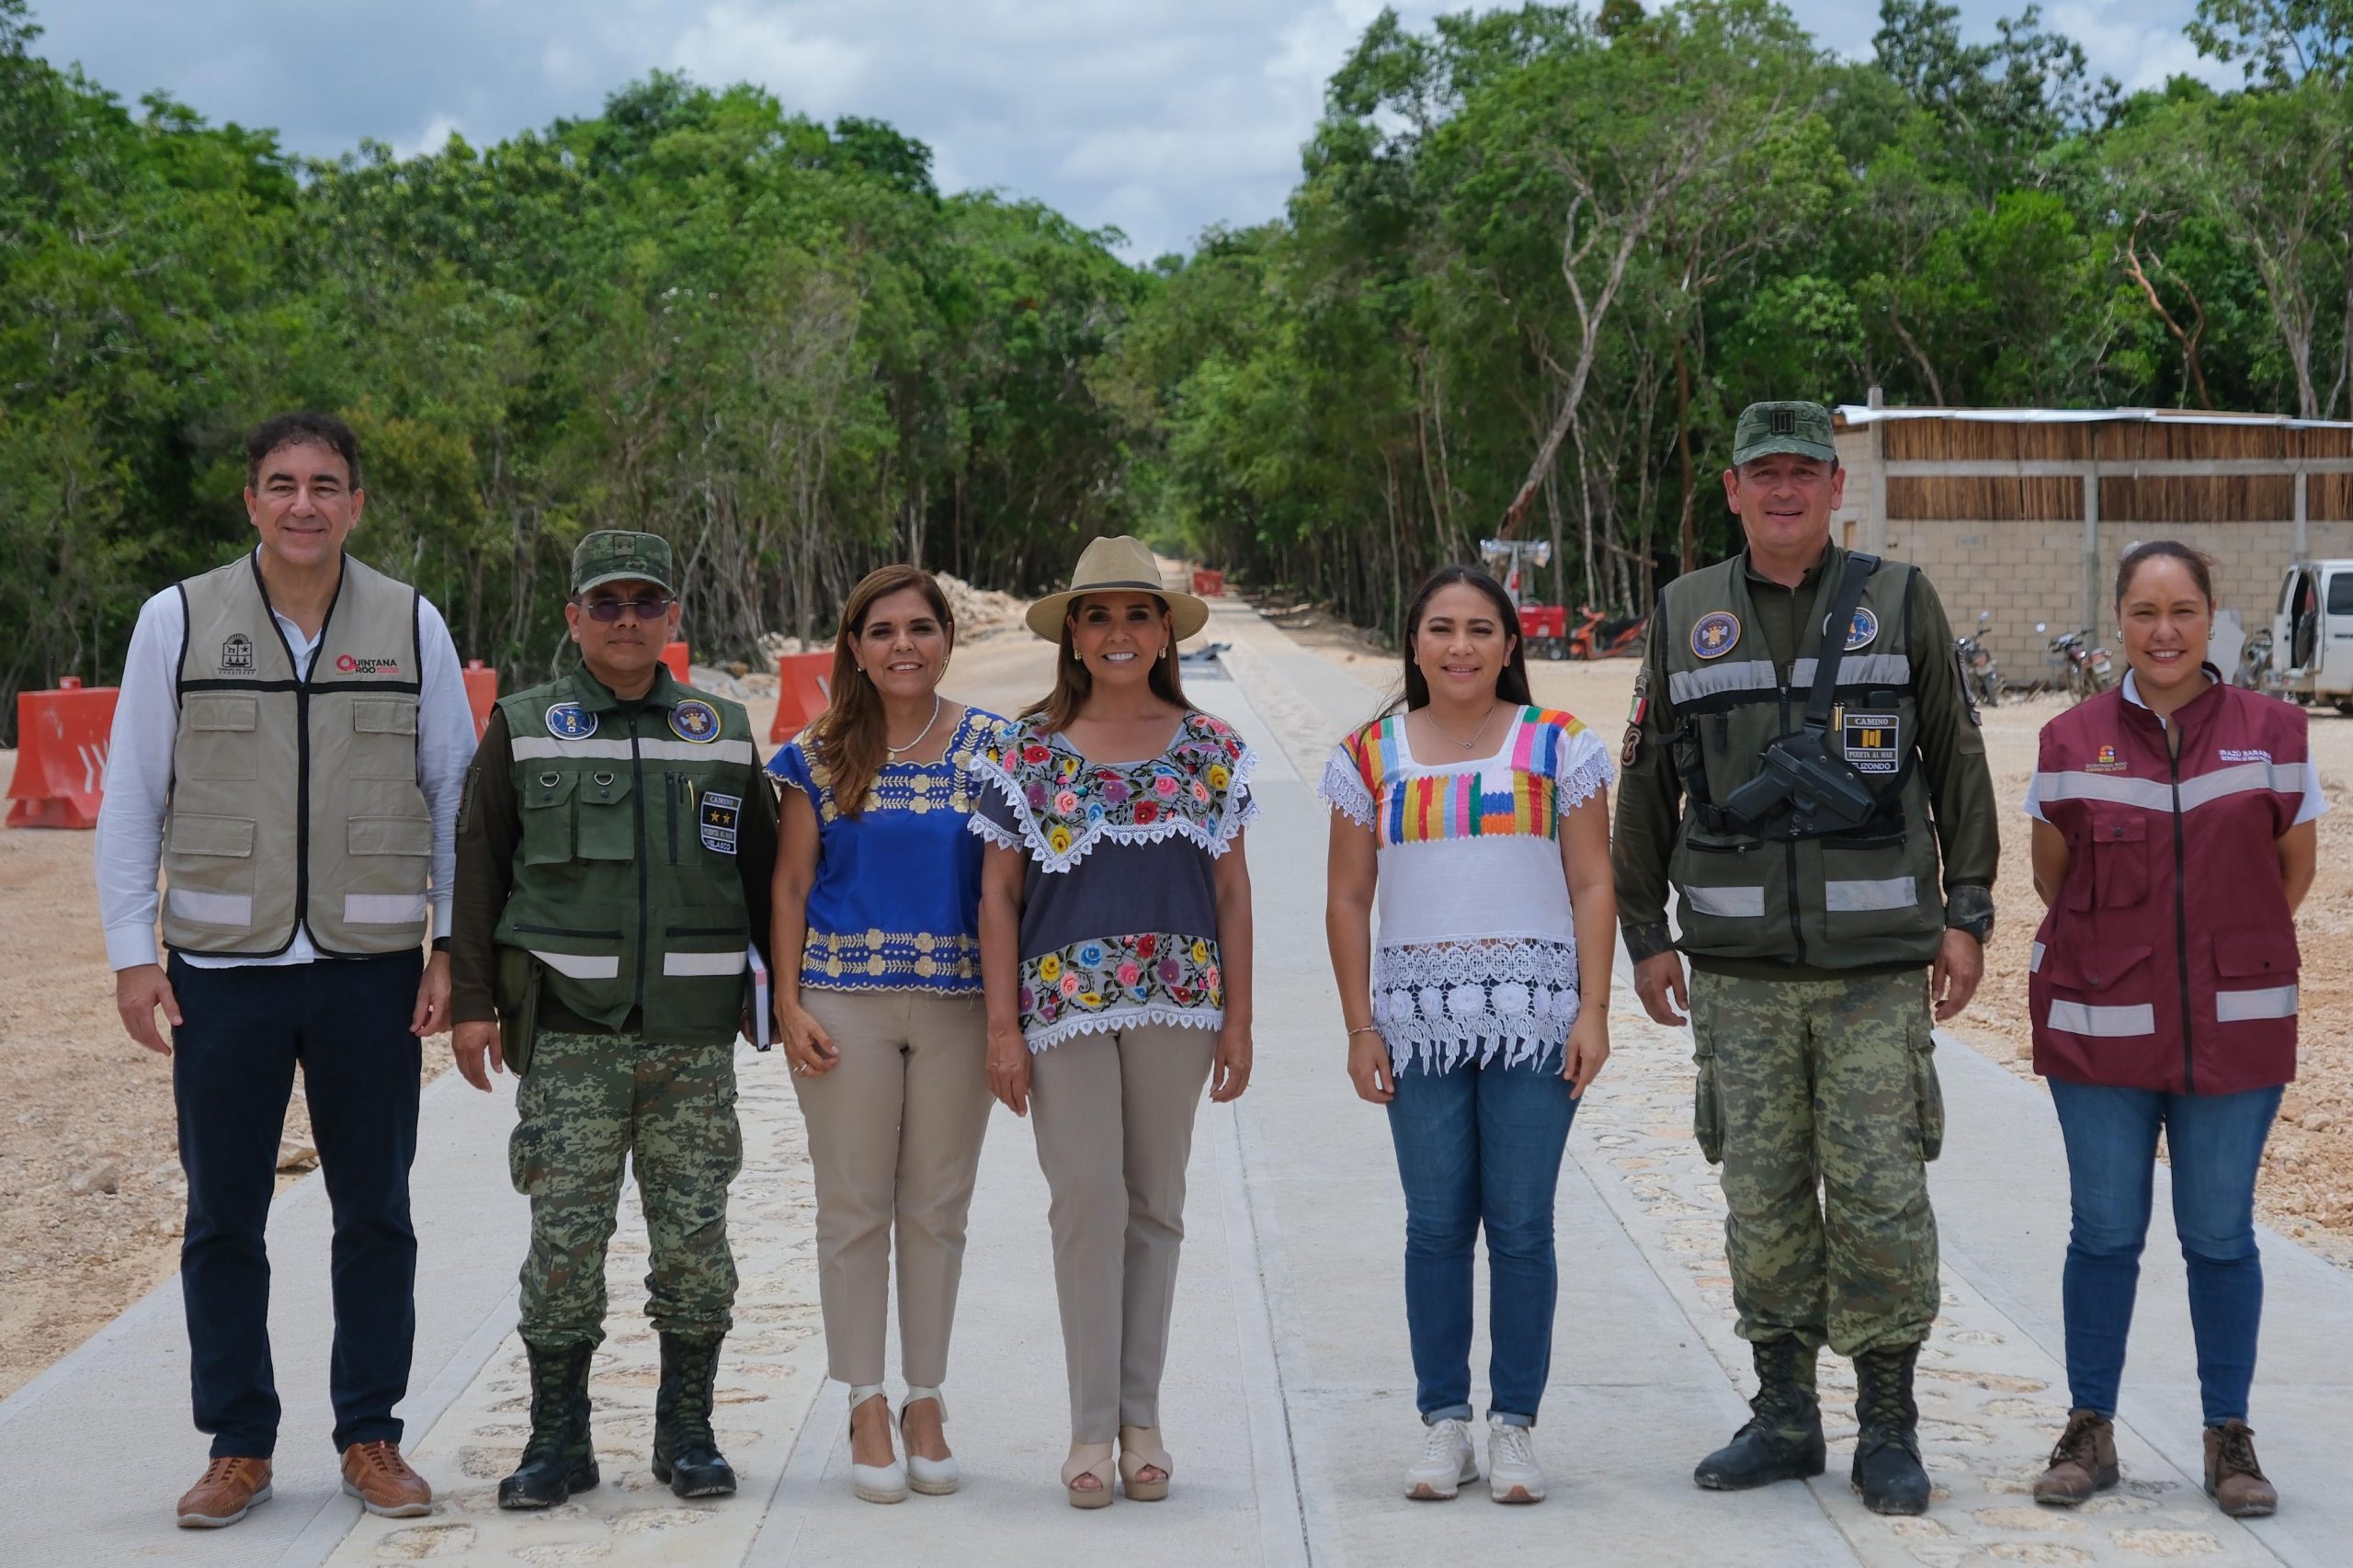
[769,564,1002,1504]
[968,535,1257,1507]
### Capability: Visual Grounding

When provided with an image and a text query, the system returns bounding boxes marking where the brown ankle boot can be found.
[2033,1410,2118,1506]
[2203,1420,2277,1517]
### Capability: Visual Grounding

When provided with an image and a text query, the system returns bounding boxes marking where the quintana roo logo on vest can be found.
[545,701,598,740]
[1691,610,1740,659]
[669,699,722,743]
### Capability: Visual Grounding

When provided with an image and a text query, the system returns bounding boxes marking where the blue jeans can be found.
[2047,1078,2281,1426]
[1384,1053,1578,1426]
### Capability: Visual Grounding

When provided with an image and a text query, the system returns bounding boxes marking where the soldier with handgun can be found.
[1611,401,1999,1516]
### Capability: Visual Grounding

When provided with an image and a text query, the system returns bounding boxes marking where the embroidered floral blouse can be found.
[767,705,1000,994]
[1319,706,1614,1073]
[967,711,1257,1051]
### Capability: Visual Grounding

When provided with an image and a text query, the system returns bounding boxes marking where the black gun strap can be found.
[1803,551,1881,731]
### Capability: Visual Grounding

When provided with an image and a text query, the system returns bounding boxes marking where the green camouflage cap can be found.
[572,529,676,596]
[1732,400,1837,466]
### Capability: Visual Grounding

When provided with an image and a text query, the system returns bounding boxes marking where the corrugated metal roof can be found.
[1835,404,2353,431]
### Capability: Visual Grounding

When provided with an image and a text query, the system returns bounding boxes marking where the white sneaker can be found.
[1488,1418,1546,1503]
[1404,1417,1480,1500]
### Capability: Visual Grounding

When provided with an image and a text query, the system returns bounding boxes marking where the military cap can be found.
[572,530,676,596]
[1732,401,1837,467]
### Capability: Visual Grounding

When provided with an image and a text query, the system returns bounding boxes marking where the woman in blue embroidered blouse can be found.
[968,534,1256,1509]
[769,564,1000,1505]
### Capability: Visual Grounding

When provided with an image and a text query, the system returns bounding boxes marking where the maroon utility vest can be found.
[2029,675,2306,1095]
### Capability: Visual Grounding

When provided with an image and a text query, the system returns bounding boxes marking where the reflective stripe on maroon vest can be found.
[2028,679,2305,1094]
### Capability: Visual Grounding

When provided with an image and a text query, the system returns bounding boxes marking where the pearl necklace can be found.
[886,695,943,759]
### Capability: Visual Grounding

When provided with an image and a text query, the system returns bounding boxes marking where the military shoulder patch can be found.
[545,701,598,740]
[669,698,722,743]
[1691,610,1740,660]
[699,790,742,854]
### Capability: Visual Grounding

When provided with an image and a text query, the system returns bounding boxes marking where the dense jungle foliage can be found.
[5,0,2352,736]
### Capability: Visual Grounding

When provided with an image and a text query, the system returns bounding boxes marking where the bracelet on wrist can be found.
[1346,1024,1381,1039]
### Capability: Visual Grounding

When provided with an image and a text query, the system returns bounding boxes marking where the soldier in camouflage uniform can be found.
[450,530,777,1507]
[1612,403,1998,1515]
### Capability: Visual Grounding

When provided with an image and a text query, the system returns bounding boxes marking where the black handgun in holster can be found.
[1720,727,1881,835]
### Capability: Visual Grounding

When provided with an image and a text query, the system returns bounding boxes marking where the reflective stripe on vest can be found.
[164,553,430,958]
[2047,999,2155,1037]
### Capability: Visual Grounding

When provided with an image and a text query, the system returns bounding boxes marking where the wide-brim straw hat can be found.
[1025,534,1211,642]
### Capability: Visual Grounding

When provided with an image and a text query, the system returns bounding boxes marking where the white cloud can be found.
[665,3,870,118]
[392,113,465,161]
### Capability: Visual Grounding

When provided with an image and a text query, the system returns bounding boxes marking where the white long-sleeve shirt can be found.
[94,559,475,971]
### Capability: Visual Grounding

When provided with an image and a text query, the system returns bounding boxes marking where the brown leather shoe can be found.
[2203,1420,2278,1517]
[341,1439,434,1517]
[176,1456,273,1528]
[2033,1409,2119,1506]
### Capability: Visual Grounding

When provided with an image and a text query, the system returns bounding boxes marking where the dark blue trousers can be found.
[169,949,423,1458]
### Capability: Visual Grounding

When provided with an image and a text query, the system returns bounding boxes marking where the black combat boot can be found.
[498,1339,598,1509]
[1694,1337,1826,1490]
[652,1333,737,1498]
[1851,1342,1931,1515]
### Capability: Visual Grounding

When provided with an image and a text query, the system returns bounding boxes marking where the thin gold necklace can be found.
[887,695,943,759]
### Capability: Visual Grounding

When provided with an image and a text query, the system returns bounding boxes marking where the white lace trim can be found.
[1555,748,1614,815]
[966,812,1024,852]
[964,744,1260,874]
[1318,750,1376,826]
[1371,939,1582,1074]
[1026,1002,1224,1053]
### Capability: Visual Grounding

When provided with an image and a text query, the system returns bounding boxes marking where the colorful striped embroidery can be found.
[1342,708,1586,847]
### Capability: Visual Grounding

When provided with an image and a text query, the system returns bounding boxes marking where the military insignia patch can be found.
[1842,607,1879,652]
[1841,711,1901,775]
[699,790,742,854]
[545,701,598,740]
[1691,610,1740,660]
[669,699,722,743]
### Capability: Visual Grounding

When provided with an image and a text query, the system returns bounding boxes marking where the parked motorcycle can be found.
[1956,609,2000,709]
[2234,628,2273,691]
[2037,621,2115,703]
[1569,604,1649,660]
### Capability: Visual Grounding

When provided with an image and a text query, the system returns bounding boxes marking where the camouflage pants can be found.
[507,1032,743,1347]
[1689,969,1944,1358]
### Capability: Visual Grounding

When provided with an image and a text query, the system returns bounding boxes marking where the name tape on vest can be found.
[699,791,742,855]
[1842,712,1901,774]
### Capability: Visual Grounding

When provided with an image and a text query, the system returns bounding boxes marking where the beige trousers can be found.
[794,988,992,1389]
[1028,1021,1220,1443]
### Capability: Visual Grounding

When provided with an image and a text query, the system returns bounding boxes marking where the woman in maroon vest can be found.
[2023,541,2320,1520]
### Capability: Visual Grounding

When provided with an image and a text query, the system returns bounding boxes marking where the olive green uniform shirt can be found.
[1611,542,1997,980]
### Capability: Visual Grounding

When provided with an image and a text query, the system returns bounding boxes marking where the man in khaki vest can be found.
[1612,401,1998,1516]
[96,412,473,1528]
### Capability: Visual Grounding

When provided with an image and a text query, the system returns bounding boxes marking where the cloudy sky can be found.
[35,1,2224,261]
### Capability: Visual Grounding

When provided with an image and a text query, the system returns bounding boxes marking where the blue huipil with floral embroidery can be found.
[767,706,1000,993]
[967,711,1256,1051]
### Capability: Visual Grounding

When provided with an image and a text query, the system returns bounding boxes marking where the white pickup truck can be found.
[2268,560,2353,710]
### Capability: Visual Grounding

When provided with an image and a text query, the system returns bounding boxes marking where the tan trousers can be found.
[795,989,992,1389]
[1028,1022,1219,1443]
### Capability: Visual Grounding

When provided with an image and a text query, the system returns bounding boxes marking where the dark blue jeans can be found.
[1384,1053,1578,1426]
[170,950,423,1458]
[2047,1078,2281,1426]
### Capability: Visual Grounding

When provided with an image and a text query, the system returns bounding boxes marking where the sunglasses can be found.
[577,595,675,623]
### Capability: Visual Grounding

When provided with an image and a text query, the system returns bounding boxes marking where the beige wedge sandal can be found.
[1063,1442,1116,1509]
[1119,1426,1172,1502]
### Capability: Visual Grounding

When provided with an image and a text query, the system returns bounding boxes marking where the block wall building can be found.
[1827,405,2353,684]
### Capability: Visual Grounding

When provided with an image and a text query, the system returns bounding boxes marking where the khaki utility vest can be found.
[1660,547,1945,968]
[492,665,761,1047]
[165,552,432,958]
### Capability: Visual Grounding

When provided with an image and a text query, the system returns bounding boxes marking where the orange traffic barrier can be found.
[6,676,120,829]
[768,652,835,744]
[661,642,691,682]
[461,660,498,741]
[1191,568,1224,597]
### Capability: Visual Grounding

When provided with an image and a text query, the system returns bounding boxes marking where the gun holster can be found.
[493,946,544,1077]
[1719,728,1880,836]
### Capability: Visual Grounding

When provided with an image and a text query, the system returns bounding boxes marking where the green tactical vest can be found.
[1660,547,1945,969]
[492,664,762,1046]
[165,552,432,958]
